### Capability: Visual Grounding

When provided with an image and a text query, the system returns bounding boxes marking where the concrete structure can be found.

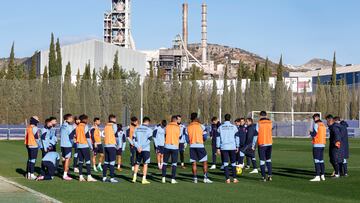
[104,0,135,49]
[34,39,146,79]
[288,64,360,86]
[182,3,188,50]
[201,3,208,68]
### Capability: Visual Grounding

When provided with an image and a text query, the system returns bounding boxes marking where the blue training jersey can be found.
[133,124,153,152]
[60,122,75,148]
[153,125,165,147]
[42,151,60,166]
[217,121,239,150]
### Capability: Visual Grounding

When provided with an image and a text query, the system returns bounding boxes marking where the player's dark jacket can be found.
[245,124,258,146]
[236,125,247,148]
[210,123,220,145]
[328,123,342,148]
[339,121,349,159]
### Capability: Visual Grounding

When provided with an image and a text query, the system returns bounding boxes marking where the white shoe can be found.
[193,178,198,184]
[310,176,321,182]
[74,168,79,173]
[110,178,119,183]
[171,179,178,184]
[237,164,244,168]
[249,169,259,174]
[203,178,213,184]
[87,175,97,182]
[162,177,166,184]
[210,165,216,170]
[29,174,37,180]
[102,177,107,182]
[93,166,98,172]
[79,175,86,182]
[220,165,224,170]
[320,175,325,181]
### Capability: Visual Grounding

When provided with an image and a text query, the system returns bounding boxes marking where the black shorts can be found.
[136,151,150,164]
[179,143,185,152]
[61,147,72,159]
[156,146,164,154]
[190,148,207,163]
[258,145,272,161]
[116,148,123,156]
[93,144,104,155]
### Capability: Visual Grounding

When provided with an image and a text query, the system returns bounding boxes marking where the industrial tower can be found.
[104,0,135,49]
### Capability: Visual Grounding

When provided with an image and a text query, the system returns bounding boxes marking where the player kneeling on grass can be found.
[60,114,76,181]
[187,113,212,184]
[102,115,119,183]
[116,124,126,171]
[36,152,60,181]
[90,117,104,172]
[132,117,153,184]
[76,114,97,182]
[217,114,240,183]
[253,111,273,182]
[153,120,167,170]
[25,116,40,180]
[309,113,326,182]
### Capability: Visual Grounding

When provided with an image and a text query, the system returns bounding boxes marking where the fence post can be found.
[140,76,144,124]
[6,108,10,140]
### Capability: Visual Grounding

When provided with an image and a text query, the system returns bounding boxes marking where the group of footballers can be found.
[23,110,350,184]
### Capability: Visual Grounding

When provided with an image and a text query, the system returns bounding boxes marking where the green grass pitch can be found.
[0,139,359,202]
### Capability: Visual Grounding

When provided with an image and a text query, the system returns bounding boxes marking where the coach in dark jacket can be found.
[335,117,349,176]
[326,115,343,178]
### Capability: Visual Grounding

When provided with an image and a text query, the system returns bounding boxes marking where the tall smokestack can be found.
[182,3,188,50]
[201,3,208,67]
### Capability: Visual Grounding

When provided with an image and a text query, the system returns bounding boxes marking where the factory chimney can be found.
[182,3,188,50]
[201,3,208,67]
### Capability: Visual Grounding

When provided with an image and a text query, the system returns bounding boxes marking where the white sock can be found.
[117,164,121,169]
[63,172,68,177]
[143,175,146,180]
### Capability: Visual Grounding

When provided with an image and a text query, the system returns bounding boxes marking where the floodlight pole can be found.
[140,76,144,124]
[60,75,63,125]
[291,81,295,138]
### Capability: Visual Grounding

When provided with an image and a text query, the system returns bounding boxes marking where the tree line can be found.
[0,34,358,124]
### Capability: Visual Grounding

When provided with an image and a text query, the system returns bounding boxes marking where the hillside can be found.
[187,43,278,71]
[286,58,341,71]
[0,57,28,69]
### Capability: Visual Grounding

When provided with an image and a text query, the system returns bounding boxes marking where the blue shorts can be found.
[93,144,104,156]
[136,151,150,164]
[156,146,165,154]
[179,143,185,152]
[190,148,208,163]
[116,148,123,156]
[61,147,72,159]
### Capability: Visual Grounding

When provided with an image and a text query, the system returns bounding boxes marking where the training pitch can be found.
[0,139,359,203]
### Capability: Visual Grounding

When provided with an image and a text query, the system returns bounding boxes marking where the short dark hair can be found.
[334,116,341,121]
[161,120,167,127]
[190,112,198,121]
[171,115,178,122]
[143,117,151,123]
[325,114,334,120]
[260,111,267,117]
[63,114,72,121]
[131,116,138,122]
[108,114,116,121]
[312,113,320,120]
[79,114,88,121]
[49,116,57,121]
[211,117,218,122]
[117,124,123,130]
[234,118,241,123]
[74,116,79,121]
[246,117,253,123]
[240,118,245,121]
[94,117,100,122]
[45,118,51,124]
[224,114,231,121]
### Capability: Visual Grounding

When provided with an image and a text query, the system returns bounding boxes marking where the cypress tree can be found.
[315,75,327,115]
[56,38,62,76]
[180,79,191,121]
[229,81,236,117]
[189,65,199,115]
[261,58,272,111]
[277,55,283,81]
[29,52,37,80]
[210,78,219,118]
[110,51,123,121]
[331,52,337,86]
[274,56,286,120]
[99,66,110,120]
[350,83,358,119]
[5,42,16,80]
[48,33,57,78]
[41,66,50,120]
[199,82,210,123]
[236,66,244,117]
[222,65,230,117]
[169,69,181,115]
[301,87,308,112]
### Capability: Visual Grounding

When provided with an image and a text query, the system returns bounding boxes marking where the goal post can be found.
[251,111,322,138]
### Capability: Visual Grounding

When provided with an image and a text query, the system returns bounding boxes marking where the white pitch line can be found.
[0,176,61,203]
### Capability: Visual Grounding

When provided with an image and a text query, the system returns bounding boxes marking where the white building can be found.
[36,39,146,79]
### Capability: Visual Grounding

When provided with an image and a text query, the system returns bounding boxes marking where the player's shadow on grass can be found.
[272,167,314,179]
[16,167,42,177]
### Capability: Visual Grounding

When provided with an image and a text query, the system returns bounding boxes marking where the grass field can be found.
[0,139,359,203]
